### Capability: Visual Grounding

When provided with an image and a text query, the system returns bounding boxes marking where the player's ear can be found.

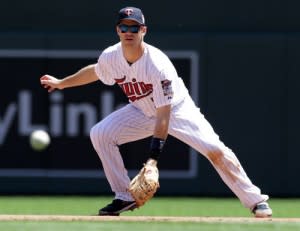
[116,26,123,38]
[141,26,147,35]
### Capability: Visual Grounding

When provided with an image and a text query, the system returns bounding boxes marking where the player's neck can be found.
[122,42,145,64]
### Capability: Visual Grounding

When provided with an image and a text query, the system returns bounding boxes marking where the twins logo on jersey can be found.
[161,80,173,100]
[114,76,153,102]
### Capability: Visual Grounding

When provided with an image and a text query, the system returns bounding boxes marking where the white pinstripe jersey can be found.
[95,42,189,117]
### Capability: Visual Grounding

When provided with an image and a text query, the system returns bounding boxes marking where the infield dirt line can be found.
[0,215,299,223]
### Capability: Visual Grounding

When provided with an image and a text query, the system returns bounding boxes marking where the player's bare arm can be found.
[40,64,98,92]
[147,104,171,165]
[153,105,171,140]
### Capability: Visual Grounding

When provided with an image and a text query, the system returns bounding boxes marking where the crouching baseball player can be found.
[40,6,272,217]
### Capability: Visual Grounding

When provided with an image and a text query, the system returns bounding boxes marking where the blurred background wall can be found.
[1,0,300,197]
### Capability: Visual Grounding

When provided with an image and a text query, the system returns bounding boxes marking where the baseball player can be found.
[40,6,272,217]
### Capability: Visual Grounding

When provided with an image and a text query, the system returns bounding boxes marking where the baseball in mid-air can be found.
[29,130,51,151]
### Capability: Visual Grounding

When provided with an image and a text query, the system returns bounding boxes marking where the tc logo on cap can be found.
[117,7,145,25]
[125,8,133,16]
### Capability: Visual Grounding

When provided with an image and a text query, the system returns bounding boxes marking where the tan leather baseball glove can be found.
[128,159,159,207]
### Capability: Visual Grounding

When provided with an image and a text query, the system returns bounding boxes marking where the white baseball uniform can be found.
[90,42,268,209]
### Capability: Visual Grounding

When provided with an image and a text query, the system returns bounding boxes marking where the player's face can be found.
[116,19,147,46]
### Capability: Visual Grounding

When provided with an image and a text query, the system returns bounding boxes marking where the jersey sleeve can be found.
[94,52,116,86]
[151,59,176,108]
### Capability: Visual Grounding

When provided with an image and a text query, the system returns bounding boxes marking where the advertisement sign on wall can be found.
[0,49,199,179]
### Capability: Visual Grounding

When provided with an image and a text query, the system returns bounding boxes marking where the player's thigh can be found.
[91,104,154,145]
[169,101,225,155]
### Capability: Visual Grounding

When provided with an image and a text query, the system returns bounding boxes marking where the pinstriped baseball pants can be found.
[90,96,268,209]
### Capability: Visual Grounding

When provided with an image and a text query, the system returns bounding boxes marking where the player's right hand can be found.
[40,75,63,93]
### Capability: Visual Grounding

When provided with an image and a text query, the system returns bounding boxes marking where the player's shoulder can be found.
[98,43,121,64]
[101,42,121,55]
[146,43,168,59]
[145,43,173,69]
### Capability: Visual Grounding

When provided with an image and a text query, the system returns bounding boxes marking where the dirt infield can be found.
[0,215,299,223]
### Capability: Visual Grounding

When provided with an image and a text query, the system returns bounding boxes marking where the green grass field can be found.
[0,196,299,231]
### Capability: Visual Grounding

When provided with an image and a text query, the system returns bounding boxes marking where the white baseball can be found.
[29,130,51,151]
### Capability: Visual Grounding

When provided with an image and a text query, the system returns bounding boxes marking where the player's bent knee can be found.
[206,150,224,166]
[90,122,116,145]
[90,124,99,145]
[90,124,96,137]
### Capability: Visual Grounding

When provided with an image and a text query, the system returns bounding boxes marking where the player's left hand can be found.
[128,159,160,207]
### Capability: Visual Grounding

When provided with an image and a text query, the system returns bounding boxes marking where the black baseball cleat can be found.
[98,199,137,216]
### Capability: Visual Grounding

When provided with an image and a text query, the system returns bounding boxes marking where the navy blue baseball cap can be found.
[117,7,145,25]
